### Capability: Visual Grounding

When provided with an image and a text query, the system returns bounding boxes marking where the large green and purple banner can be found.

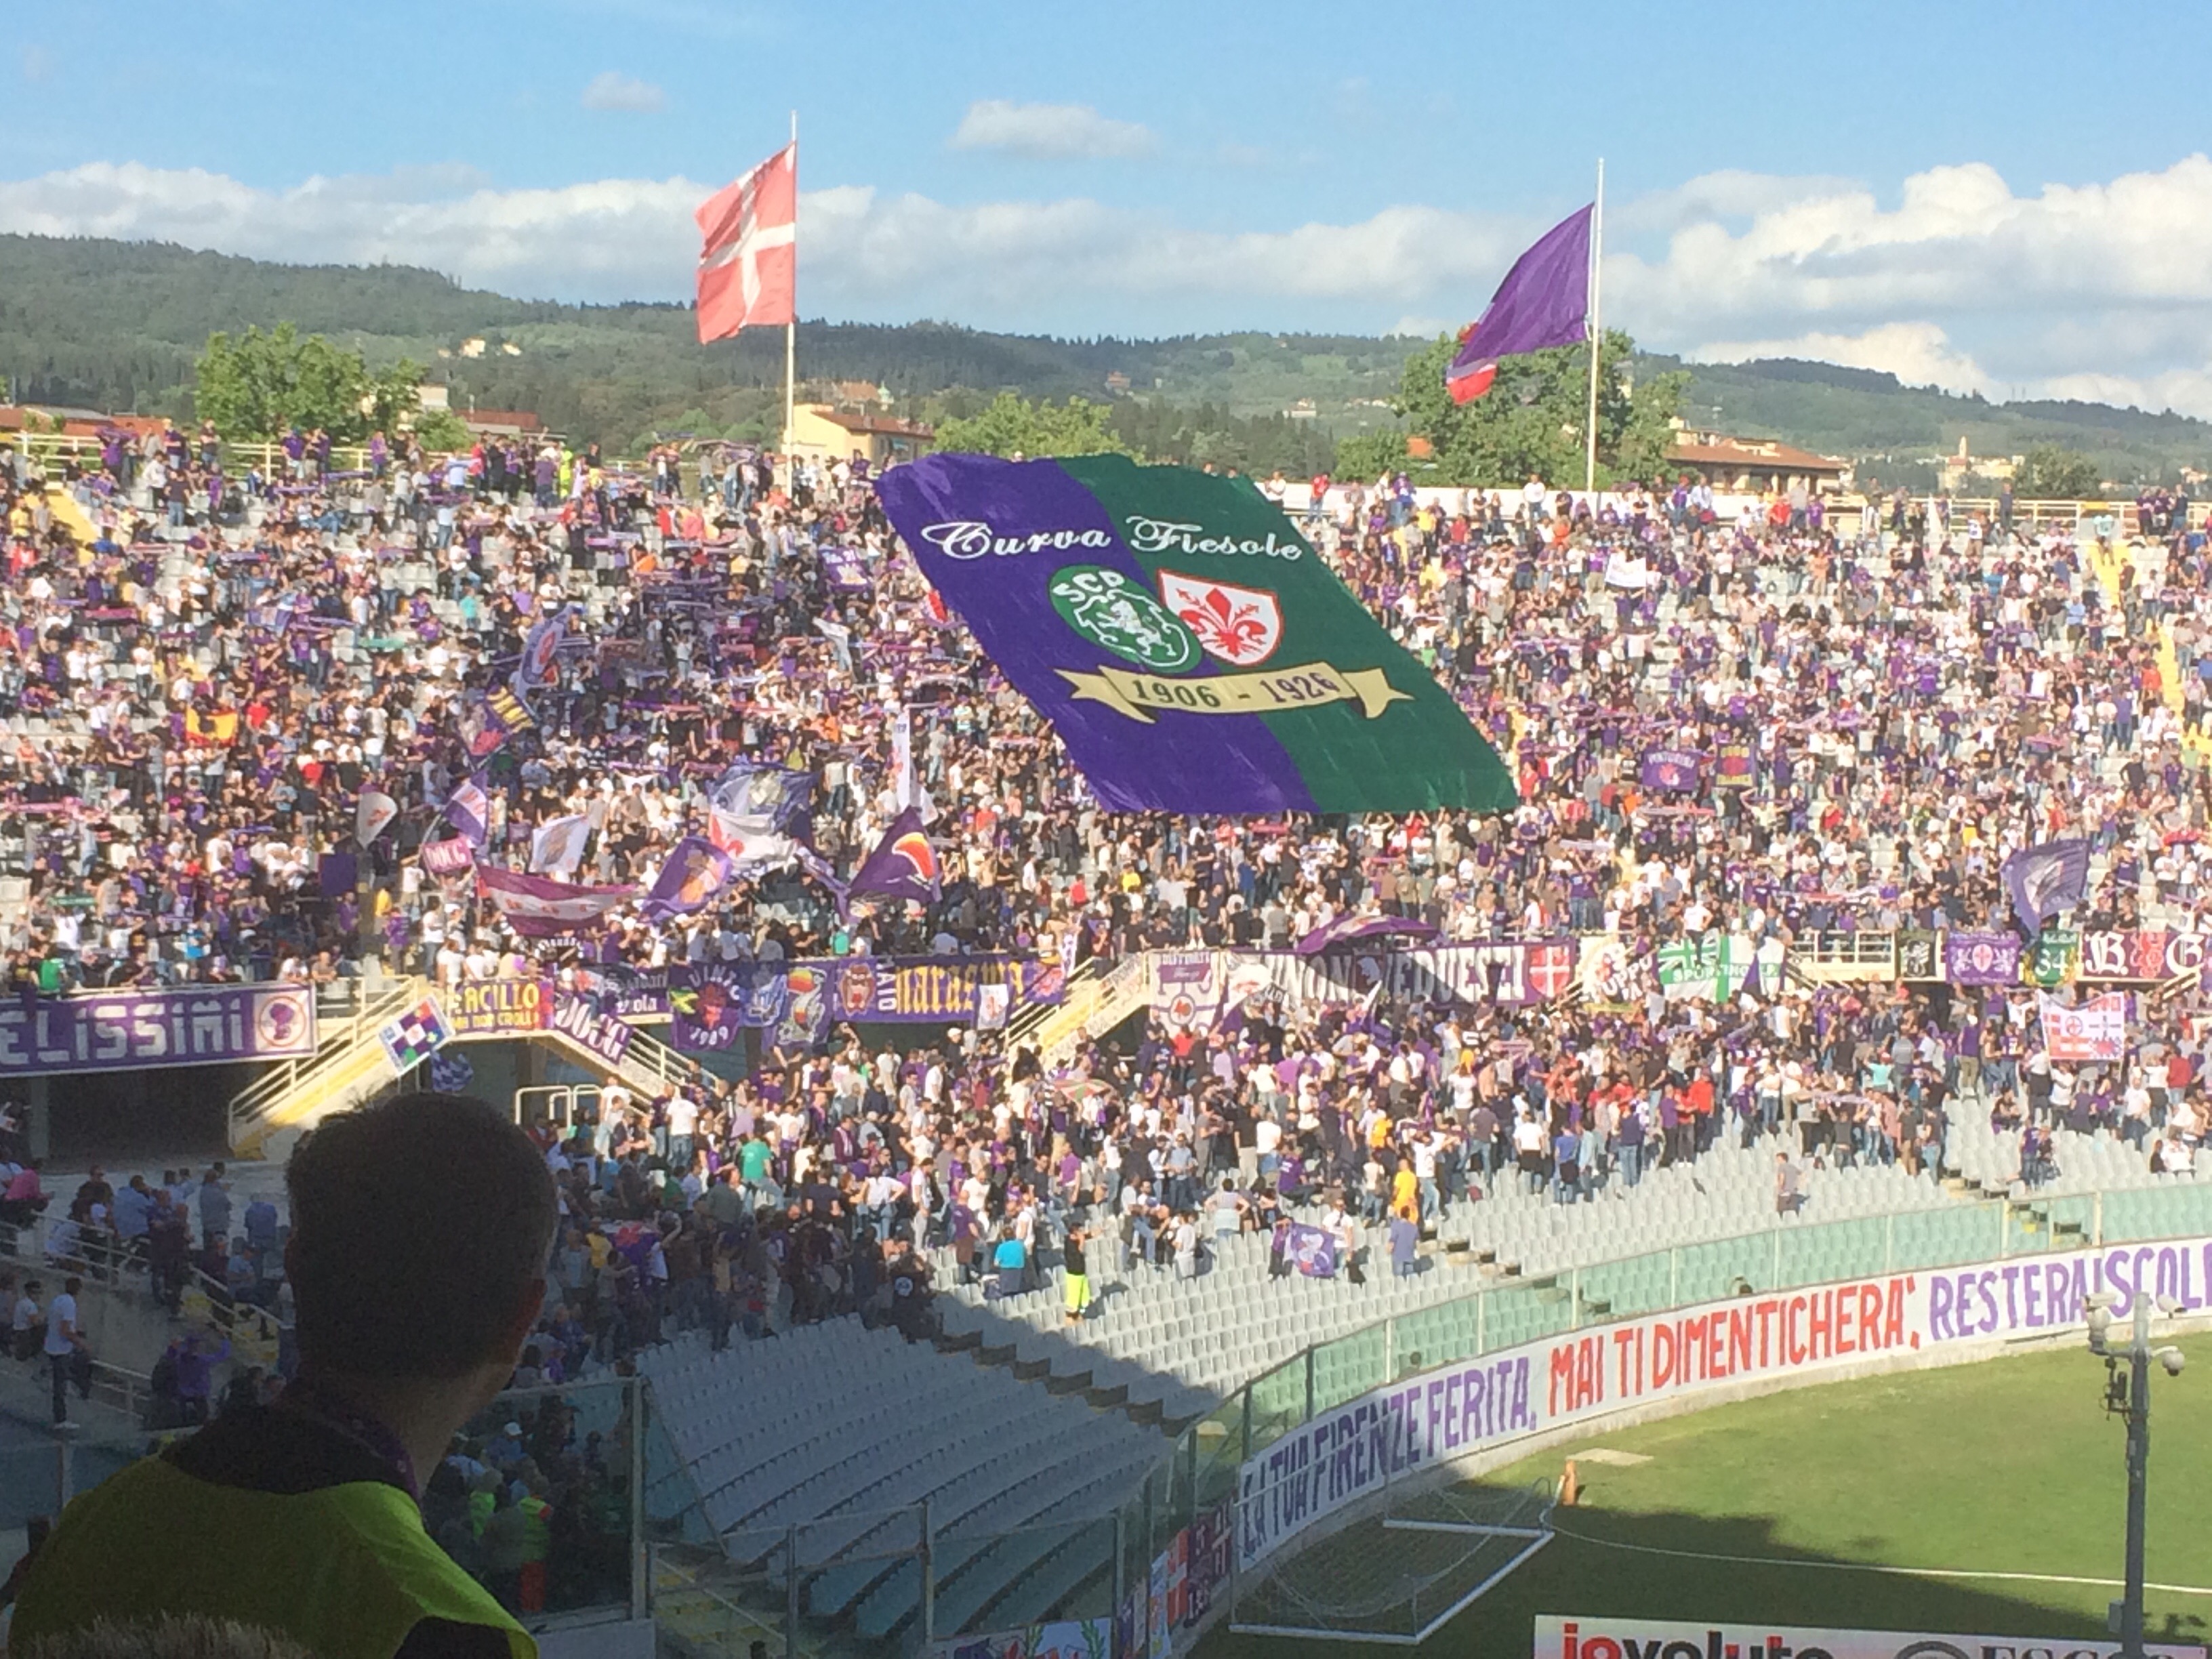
[876,454,1518,815]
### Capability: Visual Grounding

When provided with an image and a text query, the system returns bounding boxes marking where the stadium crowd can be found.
[3,413,2211,1376]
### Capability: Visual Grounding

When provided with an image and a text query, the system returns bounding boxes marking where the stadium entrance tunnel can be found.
[32,1062,248,1161]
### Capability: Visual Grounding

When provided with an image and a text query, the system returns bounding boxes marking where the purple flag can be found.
[1277,1220,1338,1279]
[847,808,940,907]
[1293,913,1442,957]
[1944,930,2024,986]
[2003,840,2090,935]
[445,775,491,847]
[642,836,735,920]
[1446,205,1593,403]
[1639,748,1702,794]
[476,867,637,937]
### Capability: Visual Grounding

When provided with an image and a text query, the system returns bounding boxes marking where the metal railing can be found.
[226,976,430,1152]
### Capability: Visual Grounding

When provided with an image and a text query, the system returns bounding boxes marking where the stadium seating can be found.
[634,1315,1159,1643]
[929,1134,1960,1425]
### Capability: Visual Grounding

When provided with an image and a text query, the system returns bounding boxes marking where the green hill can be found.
[4,233,2209,485]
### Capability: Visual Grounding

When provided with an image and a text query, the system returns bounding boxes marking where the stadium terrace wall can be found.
[1137,1183,2212,1656]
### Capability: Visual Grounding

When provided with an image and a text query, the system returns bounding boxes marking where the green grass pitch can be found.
[1198,1334,2212,1658]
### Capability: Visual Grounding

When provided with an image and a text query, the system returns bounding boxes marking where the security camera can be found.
[2087,1305,2114,1347]
[2158,1296,2184,1316]
[2087,1290,2123,1313]
[2156,1348,2186,1378]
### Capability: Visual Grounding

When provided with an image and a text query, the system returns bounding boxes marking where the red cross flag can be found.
[694,142,796,343]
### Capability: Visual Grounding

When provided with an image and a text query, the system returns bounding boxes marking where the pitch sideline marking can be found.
[1549,1521,2212,1597]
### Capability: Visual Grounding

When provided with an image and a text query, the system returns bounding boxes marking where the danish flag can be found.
[694,142,796,343]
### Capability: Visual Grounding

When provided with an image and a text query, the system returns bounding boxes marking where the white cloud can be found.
[1689,322,1991,396]
[948,100,1154,161]
[0,162,701,298]
[0,161,1530,321]
[16,152,2212,413]
[1612,168,1860,237]
[580,71,665,113]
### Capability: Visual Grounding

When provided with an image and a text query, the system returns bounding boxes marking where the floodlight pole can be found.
[1583,157,1605,498]
[2120,1294,2150,1659]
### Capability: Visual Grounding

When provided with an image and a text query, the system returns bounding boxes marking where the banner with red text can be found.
[1237,1235,2212,1566]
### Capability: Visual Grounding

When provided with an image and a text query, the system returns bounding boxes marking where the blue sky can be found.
[11,0,2212,411]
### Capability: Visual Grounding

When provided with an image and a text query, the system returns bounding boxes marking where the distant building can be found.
[787,403,934,469]
[1936,434,2019,491]
[462,409,544,438]
[0,405,164,438]
[1285,398,1318,420]
[1105,371,1132,394]
[1666,427,1851,495]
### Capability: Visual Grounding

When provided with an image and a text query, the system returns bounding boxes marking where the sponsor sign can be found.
[1534,1618,2202,1659]
[1237,1236,2212,1568]
[0,985,316,1076]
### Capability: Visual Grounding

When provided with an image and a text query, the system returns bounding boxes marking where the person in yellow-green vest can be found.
[12,1092,559,1659]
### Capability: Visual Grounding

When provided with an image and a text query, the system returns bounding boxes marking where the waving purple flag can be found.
[642,836,735,920]
[2003,839,2089,935]
[1293,913,1442,956]
[1446,205,1593,403]
[847,808,940,908]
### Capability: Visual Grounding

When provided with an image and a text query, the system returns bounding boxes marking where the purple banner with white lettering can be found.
[1640,748,1703,794]
[874,453,1515,815]
[0,985,318,1076]
[550,994,635,1067]
[1943,930,2024,985]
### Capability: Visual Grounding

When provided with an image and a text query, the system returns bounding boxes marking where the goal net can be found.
[1228,1477,1555,1646]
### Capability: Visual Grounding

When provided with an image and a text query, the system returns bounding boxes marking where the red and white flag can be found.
[694,142,796,343]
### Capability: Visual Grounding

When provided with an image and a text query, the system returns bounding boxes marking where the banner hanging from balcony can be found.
[876,453,1518,815]
[0,985,318,1078]
[668,955,1065,1050]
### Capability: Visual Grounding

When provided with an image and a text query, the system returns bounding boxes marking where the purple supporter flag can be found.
[2003,839,2090,935]
[1292,913,1443,957]
[445,777,491,847]
[1446,205,1593,403]
[1944,930,2024,985]
[641,836,735,920]
[476,866,638,936]
[1639,748,1702,794]
[1279,1220,1338,1279]
[846,807,941,908]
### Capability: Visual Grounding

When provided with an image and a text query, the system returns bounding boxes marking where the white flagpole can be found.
[783,108,798,479]
[1584,157,1605,497]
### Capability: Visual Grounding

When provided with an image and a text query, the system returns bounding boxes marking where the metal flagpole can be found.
[1584,157,1605,497]
[783,108,798,478]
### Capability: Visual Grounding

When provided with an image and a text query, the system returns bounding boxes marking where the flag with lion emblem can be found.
[875,454,1516,814]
